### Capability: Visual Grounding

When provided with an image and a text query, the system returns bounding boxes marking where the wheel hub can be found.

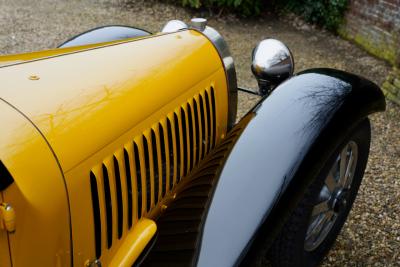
[304,140,358,252]
[330,189,348,213]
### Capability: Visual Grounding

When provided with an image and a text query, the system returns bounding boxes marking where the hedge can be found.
[178,0,348,30]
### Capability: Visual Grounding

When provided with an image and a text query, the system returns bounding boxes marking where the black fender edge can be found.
[141,68,385,267]
[195,68,385,266]
[57,25,151,48]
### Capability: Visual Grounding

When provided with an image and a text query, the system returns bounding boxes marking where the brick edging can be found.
[382,68,400,105]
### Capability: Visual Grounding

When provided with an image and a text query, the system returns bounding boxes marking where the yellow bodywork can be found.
[0,30,229,266]
[0,37,146,67]
[0,102,71,267]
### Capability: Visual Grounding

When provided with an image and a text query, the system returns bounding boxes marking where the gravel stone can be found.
[0,0,398,265]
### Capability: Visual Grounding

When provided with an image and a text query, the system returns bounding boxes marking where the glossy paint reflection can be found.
[144,68,385,266]
[0,101,71,266]
[58,25,151,48]
[0,30,227,172]
[196,68,384,267]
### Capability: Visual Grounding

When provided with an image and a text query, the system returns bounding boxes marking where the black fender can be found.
[57,25,151,48]
[142,68,385,267]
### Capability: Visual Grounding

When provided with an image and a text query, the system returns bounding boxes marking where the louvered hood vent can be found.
[89,87,217,258]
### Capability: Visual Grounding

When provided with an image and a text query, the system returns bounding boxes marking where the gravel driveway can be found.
[1,0,399,266]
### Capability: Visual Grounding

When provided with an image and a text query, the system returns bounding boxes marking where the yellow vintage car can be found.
[0,19,385,267]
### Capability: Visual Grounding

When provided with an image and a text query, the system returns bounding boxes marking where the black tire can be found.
[268,119,371,267]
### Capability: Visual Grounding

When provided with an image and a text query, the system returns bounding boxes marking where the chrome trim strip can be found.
[195,26,238,130]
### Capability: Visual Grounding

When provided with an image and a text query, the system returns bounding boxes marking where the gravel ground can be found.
[0,0,399,266]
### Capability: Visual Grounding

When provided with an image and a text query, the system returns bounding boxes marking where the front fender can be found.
[197,68,385,266]
[142,68,385,266]
[57,25,151,48]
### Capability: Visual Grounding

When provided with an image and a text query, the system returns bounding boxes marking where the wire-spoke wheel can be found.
[268,119,371,267]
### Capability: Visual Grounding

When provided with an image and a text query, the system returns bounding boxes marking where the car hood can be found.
[0,30,222,172]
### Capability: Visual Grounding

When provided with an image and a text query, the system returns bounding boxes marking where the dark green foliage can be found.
[277,0,348,31]
[180,0,262,17]
[177,0,348,31]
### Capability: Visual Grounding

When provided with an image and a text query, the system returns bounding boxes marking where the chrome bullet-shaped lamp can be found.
[251,39,294,96]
